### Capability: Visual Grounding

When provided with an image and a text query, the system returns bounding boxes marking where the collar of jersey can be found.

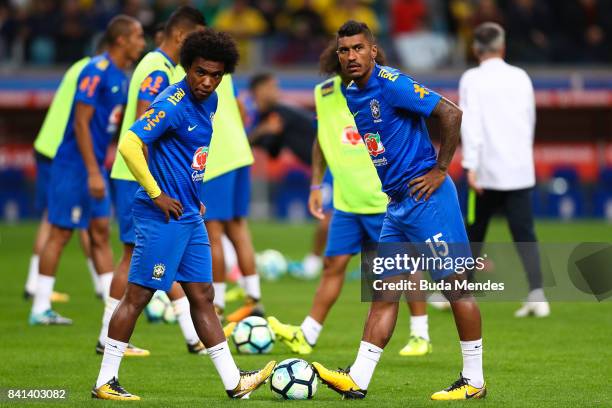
[155,48,176,67]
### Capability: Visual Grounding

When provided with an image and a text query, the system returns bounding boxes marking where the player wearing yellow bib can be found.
[24,42,109,304]
[98,7,228,357]
[269,43,433,357]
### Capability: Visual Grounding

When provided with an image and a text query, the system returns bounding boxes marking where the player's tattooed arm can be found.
[309,139,328,220]
[74,102,106,199]
[431,97,462,173]
[408,97,462,201]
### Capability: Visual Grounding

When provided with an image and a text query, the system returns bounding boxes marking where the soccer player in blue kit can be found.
[92,29,274,400]
[312,21,486,401]
[29,16,145,325]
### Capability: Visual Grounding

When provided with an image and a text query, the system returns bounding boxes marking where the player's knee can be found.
[322,256,348,276]
[49,226,72,247]
[90,224,110,246]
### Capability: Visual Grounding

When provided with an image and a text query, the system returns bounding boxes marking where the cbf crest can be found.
[370,99,382,122]
[152,263,166,281]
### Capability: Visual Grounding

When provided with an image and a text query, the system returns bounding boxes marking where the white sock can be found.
[349,341,383,390]
[87,258,102,295]
[460,339,484,388]
[98,272,113,302]
[410,314,430,341]
[96,338,127,388]
[303,253,322,276]
[527,288,547,302]
[237,275,246,290]
[172,297,200,346]
[300,315,322,346]
[207,341,240,390]
[212,282,226,310]
[98,297,120,344]
[25,255,40,294]
[32,275,55,315]
[243,274,261,301]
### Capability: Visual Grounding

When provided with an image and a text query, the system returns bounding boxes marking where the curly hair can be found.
[180,28,239,73]
[319,40,386,75]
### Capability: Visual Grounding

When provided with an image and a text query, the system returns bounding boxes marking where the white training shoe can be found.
[428,292,451,311]
[514,301,550,318]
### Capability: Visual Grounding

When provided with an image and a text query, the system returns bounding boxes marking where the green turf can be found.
[0,219,611,407]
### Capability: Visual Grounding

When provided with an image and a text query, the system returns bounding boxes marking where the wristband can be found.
[310,184,322,191]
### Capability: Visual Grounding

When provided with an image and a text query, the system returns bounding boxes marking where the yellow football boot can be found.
[311,362,367,399]
[267,316,312,355]
[223,322,237,338]
[431,375,486,400]
[91,377,140,401]
[226,361,276,399]
[399,335,432,356]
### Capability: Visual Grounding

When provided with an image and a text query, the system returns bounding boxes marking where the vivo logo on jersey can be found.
[166,87,186,106]
[341,125,363,146]
[378,69,399,82]
[191,146,208,182]
[142,109,166,131]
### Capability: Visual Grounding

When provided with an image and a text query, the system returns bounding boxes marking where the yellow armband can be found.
[118,131,162,199]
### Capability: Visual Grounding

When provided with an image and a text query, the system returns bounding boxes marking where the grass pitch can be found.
[0,219,611,407]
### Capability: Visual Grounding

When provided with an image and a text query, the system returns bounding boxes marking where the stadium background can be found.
[1,1,611,406]
[0,0,612,222]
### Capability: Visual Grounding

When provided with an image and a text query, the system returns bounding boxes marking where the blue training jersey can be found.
[129,78,218,223]
[55,53,128,168]
[342,64,442,201]
[137,49,174,103]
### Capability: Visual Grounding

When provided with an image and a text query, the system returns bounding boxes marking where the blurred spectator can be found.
[246,73,316,165]
[559,0,612,63]
[0,1,18,62]
[23,0,59,64]
[213,0,267,38]
[275,0,326,63]
[391,0,450,71]
[55,0,91,63]
[255,0,281,34]
[323,0,379,35]
[471,0,504,27]
[505,0,552,63]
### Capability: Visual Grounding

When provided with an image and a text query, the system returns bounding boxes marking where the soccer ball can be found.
[232,316,275,354]
[256,249,288,281]
[270,358,318,400]
[144,291,176,324]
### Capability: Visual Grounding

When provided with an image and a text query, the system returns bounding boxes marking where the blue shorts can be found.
[322,169,334,213]
[34,152,52,212]
[379,176,470,281]
[201,165,250,221]
[111,179,139,244]
[47,162,111,229]
[128,216,212,291]
[325,210,385,257]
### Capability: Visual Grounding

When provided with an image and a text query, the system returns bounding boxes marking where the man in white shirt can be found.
[459,22,550,317]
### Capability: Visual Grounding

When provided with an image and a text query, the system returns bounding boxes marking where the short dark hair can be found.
[249,72,275,91]
[180,28,239,73]
[473,22,505,55]
[104,15,139,46]
[336,20,375,44]
[164,6,206,36]
[319,40,386,75]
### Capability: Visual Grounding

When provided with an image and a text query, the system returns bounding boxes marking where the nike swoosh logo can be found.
[367,348,382,354]
[474,345,481,349]
[188,125,197,131]
[352,111,359,117]
[465,389,482,399]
